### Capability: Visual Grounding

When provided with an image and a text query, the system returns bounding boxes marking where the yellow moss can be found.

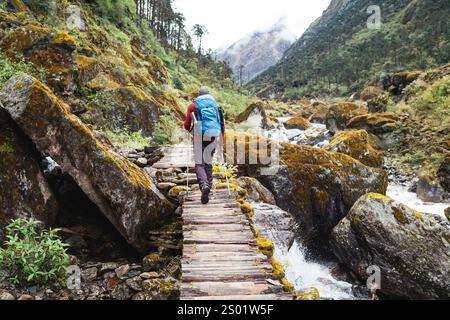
[215,183,247,197]
[367,193,390,200]
[270,257,285,279]
[281,278,295,293]
[50,32,77,47]
[239,203,254,219]
[168,186,190,198]
[296,287,321,300]
[412,210,425,222]
[257,237,274,257]
[392,206,410,224]
[285,115,311,130]
[27,78,154,191]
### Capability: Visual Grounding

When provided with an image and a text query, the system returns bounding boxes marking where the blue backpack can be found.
[195,94,222,137]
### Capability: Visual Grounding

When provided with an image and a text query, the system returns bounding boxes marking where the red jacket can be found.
[184,101,225,138]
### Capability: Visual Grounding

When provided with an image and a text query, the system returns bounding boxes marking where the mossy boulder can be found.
[416,174,448,203]
[437,153,450,193]
[360,86,384,102]
[0,109,58,238]
[284,115,311,130]
[0,75,174,253]
[325,102,368,133]
[235,101,269,129]
[307,103,330,124]
[331,193,450,299]
[360,87,388,113]
[346,113,399,135]
[325,130,384,168]
[229,134,388,246]
[74,54,102,87]
[234,176,276,205]
[0,23,50,56]
[384,71,423,95]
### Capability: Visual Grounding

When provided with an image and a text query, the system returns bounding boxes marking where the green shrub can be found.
[172,76,184,90]
[0,54,45,88]
[0,141,13,155]
[0,219,69,286]
[102,128,150,150]
[401,150,428,165]
[151,114,181,146]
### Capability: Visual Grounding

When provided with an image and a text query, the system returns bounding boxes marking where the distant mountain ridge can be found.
[217,19,295,84]
[248,0,450,98]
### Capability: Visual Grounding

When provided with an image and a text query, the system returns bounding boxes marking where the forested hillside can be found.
[249,0,450,98]
[0,0,247,147]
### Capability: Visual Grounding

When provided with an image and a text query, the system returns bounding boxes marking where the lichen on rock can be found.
[330,193,450,299]
[0,75,174,253]
[325,130,384,168]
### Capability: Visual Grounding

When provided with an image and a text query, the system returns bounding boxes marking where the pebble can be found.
[157,182,177,190]
[81,267,98,282]
[140,272,161,280]
[100,262,119,273]
[115,264,131,279]
[0,292,15,300]
[18,294,34,300]
[125,276,143,291]
[136,157,148,167]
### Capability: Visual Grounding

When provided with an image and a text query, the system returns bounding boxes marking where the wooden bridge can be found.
[153,145,293,300]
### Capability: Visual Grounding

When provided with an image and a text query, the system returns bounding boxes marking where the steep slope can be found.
[218,19,294,84]
[248,0,450,97]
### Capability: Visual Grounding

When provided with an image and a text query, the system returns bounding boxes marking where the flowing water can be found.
[273,241,356,300]
[387,185,449,218]
[251,116,448,300]
[251,202,357,300]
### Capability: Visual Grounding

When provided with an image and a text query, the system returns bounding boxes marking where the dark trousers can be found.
[194,138,216,190]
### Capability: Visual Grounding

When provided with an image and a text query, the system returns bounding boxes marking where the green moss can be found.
[392,206,410,225]
[0,141,13,155]
[168,186,190,198]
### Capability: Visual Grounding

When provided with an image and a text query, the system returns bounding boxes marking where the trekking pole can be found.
[188,112,198,200]
[224,163,232,199]
[221,142,232,199]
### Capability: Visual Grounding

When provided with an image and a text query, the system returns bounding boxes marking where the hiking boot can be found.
[201,186,211,205]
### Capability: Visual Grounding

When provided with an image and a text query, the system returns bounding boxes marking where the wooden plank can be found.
[155,145,292,300]
[182,294,293,301]
[181,282,272,297]
[182,274,277,283]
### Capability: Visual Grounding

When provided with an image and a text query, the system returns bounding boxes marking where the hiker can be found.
[184,86,225,205]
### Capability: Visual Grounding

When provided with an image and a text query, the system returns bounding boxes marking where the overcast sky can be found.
[173,0,332,50]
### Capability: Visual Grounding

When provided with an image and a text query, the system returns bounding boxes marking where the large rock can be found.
[325,102,368,134]
[383,71,423,95]
[284,115,311,130]
[307,102,330,124]
[0,75,174,252]
[0,109,58,236]
[346,113,399,135]
[437,153,450,193]
[416,174,448,203]
[360,87,388,113]
[235,101,269,129]
[252,202,297,250]
[325,130,384,168]
[233,176,276,205]
[360,86,384,102]
[227,134,388,246]
[331,193,450,299]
